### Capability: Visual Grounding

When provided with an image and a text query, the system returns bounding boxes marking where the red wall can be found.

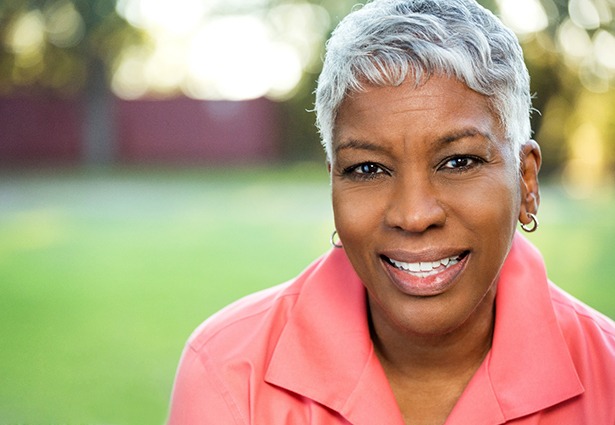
[0,95,82,166]
[116,97,280,165]
[0,95,280,166]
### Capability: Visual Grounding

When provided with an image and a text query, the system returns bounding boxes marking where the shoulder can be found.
[168,280,309,425]
[185,253,327,357]
[548,282,615,388]
[548,282,615,343]
[186,281,300,353]
[167,276,310,425]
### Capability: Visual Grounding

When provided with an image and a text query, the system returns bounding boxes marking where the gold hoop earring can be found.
[521,213,539,233]
[330,230,343,248]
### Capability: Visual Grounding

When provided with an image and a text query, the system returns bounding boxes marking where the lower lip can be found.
[381,254,469,297]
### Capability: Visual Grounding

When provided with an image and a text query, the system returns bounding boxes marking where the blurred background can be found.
[0,0,614,423]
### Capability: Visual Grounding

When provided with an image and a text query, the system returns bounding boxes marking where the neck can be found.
[369,292,496,379]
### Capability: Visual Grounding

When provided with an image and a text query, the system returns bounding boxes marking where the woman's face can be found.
[331,76,532,338]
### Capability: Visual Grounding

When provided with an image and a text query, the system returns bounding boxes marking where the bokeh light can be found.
[5,10,46,56]
[113,0,329,101]
[496,0,549,35]
[0,0,613,187]
[45,0,85,49]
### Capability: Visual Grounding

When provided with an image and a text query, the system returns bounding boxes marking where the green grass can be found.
[0,165,613,424]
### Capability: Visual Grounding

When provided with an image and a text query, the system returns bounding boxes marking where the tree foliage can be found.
[0,0,613,182]
[0,0,143,96]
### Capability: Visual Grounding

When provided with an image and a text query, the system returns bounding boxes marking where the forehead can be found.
[333,76,504,149]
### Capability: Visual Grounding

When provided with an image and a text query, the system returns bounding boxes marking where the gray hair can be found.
[314,0,532,166]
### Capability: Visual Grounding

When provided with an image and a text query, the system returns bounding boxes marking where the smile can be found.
[385,253,466,277]
[381,251,470,296]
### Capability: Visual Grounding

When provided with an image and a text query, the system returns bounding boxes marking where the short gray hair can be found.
[314,0,532,165]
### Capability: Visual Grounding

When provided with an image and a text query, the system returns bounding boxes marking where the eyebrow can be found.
[436,128,494,145]
[334,127,494,155]
[334,139,388,155]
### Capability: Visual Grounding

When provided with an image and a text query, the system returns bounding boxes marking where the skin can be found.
[330,75,541,424]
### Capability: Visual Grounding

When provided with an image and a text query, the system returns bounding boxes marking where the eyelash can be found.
[340,155,484,180]
[439,155,484,172]
[341,162,389,180]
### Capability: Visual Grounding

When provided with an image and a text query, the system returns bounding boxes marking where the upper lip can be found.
[380,248,468,264]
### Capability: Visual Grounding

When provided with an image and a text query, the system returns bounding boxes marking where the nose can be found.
[383,174,446,233]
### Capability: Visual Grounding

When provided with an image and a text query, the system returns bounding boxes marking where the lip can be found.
[380,249,470,297]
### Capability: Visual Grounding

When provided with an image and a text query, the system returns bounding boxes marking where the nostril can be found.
[384,205,447,233]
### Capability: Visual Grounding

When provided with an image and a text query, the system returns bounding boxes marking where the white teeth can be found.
[389,255,460,274]
[408,262,421,272]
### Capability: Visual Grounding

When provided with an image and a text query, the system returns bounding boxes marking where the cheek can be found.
[332,186,384,241]
[440,176,520,240]
[445,176,521,236]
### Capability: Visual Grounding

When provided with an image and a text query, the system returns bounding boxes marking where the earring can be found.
[520,212,539,233]
[330,230,343,248]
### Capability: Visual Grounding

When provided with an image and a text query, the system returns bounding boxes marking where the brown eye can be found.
[340,162,389,181]
[355,163,384,174]
[441,156,482,171]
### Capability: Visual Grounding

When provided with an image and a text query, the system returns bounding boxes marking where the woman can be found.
[168,0,615,423]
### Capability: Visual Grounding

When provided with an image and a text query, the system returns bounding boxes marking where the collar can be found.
[265,248,404,424]
[265,234,583,424]
[446,234,584,423]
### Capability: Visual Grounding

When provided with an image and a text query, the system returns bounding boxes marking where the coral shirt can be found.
[167,234,615,424]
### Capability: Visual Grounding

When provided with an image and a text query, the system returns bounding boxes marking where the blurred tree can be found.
[281,0,615,183]
[0,0,144,164]
[0,0,613,183]
[503,0,615,185]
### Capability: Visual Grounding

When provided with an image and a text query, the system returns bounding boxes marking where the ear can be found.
[518,140,542,225]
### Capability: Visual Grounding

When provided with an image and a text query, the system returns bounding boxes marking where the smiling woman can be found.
[332,76,529,336]
[329,75,542,422]
[167,1,615,424]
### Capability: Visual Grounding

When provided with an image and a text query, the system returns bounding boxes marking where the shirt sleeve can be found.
[167,344,245,425]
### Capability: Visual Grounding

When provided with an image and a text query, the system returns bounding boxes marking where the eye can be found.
[342,162,388,180]
[354,163,385,175]
[440,155,483,171]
